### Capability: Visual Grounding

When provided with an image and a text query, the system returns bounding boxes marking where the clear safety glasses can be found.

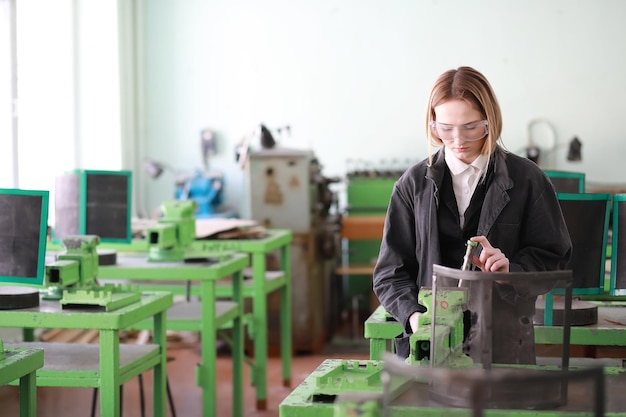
[430,120,488,142]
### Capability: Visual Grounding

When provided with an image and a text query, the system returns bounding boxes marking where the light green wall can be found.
[138,0,626,216]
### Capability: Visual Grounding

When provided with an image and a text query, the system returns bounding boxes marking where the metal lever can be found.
[459,240,478,287]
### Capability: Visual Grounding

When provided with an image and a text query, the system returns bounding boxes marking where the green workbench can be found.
[365,302,626,361]
[97,251,249,417]
[53,228,293,410]
[279,358,626,416]
[191,229,293,410]
[0,344,43,417]
[4,291,172,417]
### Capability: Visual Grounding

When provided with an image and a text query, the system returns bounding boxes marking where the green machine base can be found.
[60,285,141,311]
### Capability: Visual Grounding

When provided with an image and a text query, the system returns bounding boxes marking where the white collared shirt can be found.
[444,151,489,228]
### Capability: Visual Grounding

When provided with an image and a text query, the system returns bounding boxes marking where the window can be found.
[2,0,123,224]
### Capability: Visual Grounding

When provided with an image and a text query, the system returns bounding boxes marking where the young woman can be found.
[372,66,572,364]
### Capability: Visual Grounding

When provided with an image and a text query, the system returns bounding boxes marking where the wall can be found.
[138,0,626,216]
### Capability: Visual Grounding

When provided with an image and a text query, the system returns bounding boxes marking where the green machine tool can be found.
[408,287,472,368]
[43,235,140,310]
[146,200,199,262]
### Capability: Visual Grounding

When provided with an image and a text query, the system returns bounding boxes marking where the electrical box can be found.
[54,169,132,243]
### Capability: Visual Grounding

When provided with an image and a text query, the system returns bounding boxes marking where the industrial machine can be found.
[174,171,225,218]
[144,129,232,219]
[144,159,228,219]
[245,147,338,353]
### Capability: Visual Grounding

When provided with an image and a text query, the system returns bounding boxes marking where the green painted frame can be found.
[544,170,585,193]
[0,188,49,287]
[610,194,626,295]
[554,192,611,296]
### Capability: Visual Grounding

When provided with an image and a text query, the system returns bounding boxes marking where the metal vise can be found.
[408,287,472,367]
[44,235,101,296]
[147,200,197,262]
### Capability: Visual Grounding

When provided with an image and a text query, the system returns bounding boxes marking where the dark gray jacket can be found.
[373,146,572,337]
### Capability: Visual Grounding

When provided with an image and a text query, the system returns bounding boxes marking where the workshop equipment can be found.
[145,200,199,262]
[175,171,225,218]
[145,129,231,218]
[144,159,228,218]
[44,235,140,310]
[280,267,583,416]
[340,166,407,324]
[245,147,338,353]
[408,288,471,367]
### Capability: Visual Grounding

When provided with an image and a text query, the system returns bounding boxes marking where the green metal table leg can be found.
[252,252,269,410]
[281,243,292,388]
[19,369,37,417]
[232,270,244,417]
[22,328,34,342]
[152,308,167,417]
[99,330,121,417]
[369,338,387,361]
[200,279,218,417]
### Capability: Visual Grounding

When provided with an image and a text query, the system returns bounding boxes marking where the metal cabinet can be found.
[245,148,336,354]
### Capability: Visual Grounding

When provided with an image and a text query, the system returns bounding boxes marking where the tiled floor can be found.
[0,322,371,417]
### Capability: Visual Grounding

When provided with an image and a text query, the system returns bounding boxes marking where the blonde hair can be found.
[426,66,503,166]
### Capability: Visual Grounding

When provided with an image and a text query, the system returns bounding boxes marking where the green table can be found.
[279,358,626,417]
[365,302,626,361]
[97,251,249,417]
[0,345,43,417]
[191,229,293,410]
[59,228,293,410]
[4,291,172,417]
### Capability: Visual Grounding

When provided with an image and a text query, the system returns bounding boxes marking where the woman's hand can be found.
[470,236,509,272]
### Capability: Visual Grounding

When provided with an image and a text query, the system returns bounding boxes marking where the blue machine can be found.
[174,171,225,218]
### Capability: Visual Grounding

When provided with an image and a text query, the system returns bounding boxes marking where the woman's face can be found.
[433,99,486,164]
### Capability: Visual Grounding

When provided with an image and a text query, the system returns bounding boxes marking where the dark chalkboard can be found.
[0,189,49,286]
[54,170,132,242]
[558,193,610,293]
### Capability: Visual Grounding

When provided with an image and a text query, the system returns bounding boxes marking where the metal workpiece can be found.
[430,265,573,369]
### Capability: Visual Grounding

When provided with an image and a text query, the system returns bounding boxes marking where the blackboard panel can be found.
[559,197,608,290]
[54,173,80,239]
[85,173,129,239]
[54,170,132,242]
[0,190,48,286]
